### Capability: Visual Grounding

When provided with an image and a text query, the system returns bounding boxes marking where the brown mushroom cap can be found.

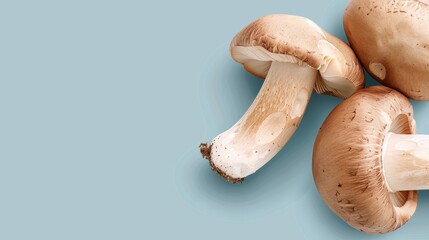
[344,0,429,100]
[313,86,417,233]
[230,14,364,99]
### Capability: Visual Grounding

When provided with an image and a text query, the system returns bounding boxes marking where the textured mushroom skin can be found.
[344,0,429,100]
[230,14,364,99]
[313,86,417,233]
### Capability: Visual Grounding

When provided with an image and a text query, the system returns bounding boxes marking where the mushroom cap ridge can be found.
[230,14,364,99]
[313,86,417,233]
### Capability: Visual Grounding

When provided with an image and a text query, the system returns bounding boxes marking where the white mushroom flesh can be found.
[316,40,356,98]
[208,55,317,179]
[383,132,429,192]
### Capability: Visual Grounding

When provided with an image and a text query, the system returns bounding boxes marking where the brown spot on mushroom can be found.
[349,170,358,176]
[351,109,357,120]
[361,184,369,193]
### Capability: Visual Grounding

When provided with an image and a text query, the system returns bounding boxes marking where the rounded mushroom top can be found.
[313,86,417,233]
[230,14,364,99]
[344,0,429,100]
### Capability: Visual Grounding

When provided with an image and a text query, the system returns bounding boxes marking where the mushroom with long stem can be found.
[313,86,427,234]
[201,14,364,183]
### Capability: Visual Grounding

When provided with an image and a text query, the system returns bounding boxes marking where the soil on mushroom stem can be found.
[199,143,244,184]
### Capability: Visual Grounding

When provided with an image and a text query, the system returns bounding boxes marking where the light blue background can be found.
[2,0,429,239]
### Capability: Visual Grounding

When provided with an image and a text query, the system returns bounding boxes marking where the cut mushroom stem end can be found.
[201,61,317,182]
[199,143,244,184]
[383,133,429,192]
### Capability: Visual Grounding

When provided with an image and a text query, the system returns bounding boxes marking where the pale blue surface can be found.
[1,0,429,239]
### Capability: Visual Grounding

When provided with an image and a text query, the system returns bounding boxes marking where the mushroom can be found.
[344,0,429,100]
[200,14,364,183]
[313,85,427,233]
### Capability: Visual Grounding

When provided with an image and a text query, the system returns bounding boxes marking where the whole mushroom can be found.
[344,0,429,100]
[200,14,364,183]
[313,85,429,233]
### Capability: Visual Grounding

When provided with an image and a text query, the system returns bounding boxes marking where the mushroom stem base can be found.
[383,133,429,192]
[199,143,244,183]
[202,61,317,182]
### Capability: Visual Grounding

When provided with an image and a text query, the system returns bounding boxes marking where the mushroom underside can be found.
[231,46,356,98]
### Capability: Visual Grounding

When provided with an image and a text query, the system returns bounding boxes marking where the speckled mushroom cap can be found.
[230,14,364,99]
[344,0,429,100]
[313,86,417,234]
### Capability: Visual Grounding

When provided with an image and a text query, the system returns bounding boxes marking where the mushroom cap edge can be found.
[313,85,417,233]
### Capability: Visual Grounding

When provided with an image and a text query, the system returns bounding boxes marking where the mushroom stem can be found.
[383,133,429,192]
[201,61,317,181]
